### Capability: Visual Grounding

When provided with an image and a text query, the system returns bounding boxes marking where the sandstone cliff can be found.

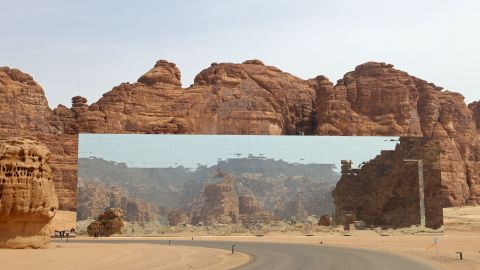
[0,137,58,248]
[1,60,480,229]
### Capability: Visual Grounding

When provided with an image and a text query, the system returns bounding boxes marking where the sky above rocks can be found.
[1,0,479,107]
[78,134,399,170]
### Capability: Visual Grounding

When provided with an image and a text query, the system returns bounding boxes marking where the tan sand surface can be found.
[444,206,480,232]
[0,242,249,270]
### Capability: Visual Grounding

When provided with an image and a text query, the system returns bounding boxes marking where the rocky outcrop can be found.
[0,67,77,211]
[1,60,480,224]
[309,62,423,136]
[87,208,124,236]
[200,172,239,225]
[167,208,190,226]
[333,137,443,229]
[0,137,58,248]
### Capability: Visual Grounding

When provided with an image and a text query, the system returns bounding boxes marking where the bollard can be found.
[456,252,463,260]
[169,240,171,246]
[232,245,236,254]
[192,237,193,240]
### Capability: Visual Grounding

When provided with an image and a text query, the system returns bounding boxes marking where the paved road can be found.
[60,239,439,270]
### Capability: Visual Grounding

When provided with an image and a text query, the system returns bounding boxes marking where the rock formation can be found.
[200,172,239,225]
[2,59,480,229]
[0,137,58,248]
[333,137,443,229]
[87,208,124,236]
[167,208,190,226]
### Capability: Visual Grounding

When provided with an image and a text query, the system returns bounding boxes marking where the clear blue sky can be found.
[78,134,399,170]
[1,1,479,107]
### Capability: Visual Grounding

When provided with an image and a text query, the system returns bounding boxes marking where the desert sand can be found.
[444,206,480,232]
[0,242,249,270]
[49,209,480,269]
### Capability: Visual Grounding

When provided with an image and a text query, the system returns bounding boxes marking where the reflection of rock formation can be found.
[167,208,190,226]
[288,193,308,221]
[76,182,159,223]
[125,200,158,223]
[200,172,239,225]
[87,208,124,236]
[238,195,273,224]
[333,137,443,229]
[76,182,110,220]
[0,137,58,248]
[110,187,122,208]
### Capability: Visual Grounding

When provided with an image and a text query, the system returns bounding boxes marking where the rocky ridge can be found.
[1,60,479,229]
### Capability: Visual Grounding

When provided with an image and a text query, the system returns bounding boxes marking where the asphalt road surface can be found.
[62,239,439,270]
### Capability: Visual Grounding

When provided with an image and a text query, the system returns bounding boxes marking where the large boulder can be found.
[0,137,58,248]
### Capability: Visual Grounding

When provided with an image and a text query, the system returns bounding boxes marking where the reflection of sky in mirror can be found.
[78,134,399,171]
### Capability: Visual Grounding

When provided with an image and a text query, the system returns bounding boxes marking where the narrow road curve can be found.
[64,239,439,270]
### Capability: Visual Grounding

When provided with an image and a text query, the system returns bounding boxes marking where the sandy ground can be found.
[444,206,480,232]
[52,208,480,269]
[0,242,249,270]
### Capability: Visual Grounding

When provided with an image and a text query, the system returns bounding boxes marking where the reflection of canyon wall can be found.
[76,180,159,223]
[200,172,239,225]
[333,137,443,228]
[77,156,337,224]
[0,137,58,248]
[1,60,480,216]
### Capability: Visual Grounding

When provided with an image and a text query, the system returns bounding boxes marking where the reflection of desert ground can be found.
[0,242,249,270]
[50,211,77,233]
[444,206,480,232]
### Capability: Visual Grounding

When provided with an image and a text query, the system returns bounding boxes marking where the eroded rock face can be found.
[87,208,124,237]
[333,137,443,229]
[0,137,58,248]
[200,172,239,225]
